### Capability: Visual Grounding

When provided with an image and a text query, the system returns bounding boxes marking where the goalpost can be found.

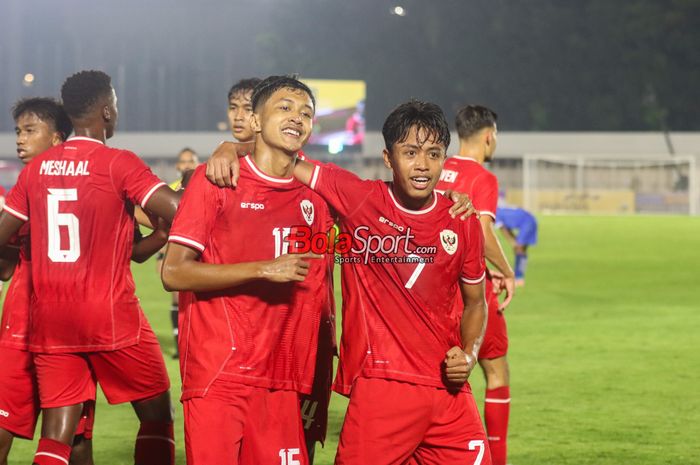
[517,154,698,215]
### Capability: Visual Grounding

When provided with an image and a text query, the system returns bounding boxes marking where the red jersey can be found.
[3,136,166,353]
[308,164,486,395]
[0,224,31,350]
[168,157,333,400]
[435,156,499,221]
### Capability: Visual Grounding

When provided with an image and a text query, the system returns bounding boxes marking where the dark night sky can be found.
[1,0,698,131]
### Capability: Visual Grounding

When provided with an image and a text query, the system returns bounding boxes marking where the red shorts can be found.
[34,323,169,408]
[184,380,308,465]
[0,346,39,439]
[336,378,491,465]
[0,347,96,440]
[478,279,508,359]
[299,317,335,446]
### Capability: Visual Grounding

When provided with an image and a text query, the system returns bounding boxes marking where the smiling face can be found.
[227,89,255,142]
[15,112,63,164]
[251,86,314,154]
[383,125,447,209]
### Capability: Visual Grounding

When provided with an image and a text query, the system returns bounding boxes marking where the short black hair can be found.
[61,70,113,119]
[227,78,262,101]
[455,105,498,140]
[251,75,315,112]
[382,100,450,151]
[178,147,197,156]
[12,97,73,141]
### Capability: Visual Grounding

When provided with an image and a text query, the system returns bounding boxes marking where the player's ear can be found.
[102,104,112,123]
[250,113,262,134]
[485,127,495,148]
[50,132,63,146]
[382,148,393,170]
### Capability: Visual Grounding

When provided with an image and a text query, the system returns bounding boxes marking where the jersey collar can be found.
[244,156,295,184]
[387,185,438,215]
[66,136,105,145]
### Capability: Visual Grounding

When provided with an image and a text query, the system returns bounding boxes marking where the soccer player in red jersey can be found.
[222,76,336,464]
[1,97,167,465]
[435,105,514,465]
[162,75,333,465]
[228,78,261,144]
[0,98,99,465]
[0,71,179,465]
[291,100,491,465]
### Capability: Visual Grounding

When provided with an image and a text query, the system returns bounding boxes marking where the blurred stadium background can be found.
[1,0,699,464]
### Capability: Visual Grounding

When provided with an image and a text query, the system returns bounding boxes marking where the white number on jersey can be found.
[47,188,80,263]
[272,227,292,258]
[278,448,301,465]
[404,254,426,289]
[468,439,485,465]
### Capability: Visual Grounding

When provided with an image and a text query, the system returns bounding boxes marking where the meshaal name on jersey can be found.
[39,160,90,176]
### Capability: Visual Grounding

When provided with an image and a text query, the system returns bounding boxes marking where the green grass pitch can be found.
[6,215,700,464]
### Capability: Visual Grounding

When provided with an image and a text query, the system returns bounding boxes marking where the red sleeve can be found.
[471,172,499,221]
[111,150,167,208]
[168,166,223,253]
[460,216,486,284]
[3,167,30,222]
[308,163,374,218]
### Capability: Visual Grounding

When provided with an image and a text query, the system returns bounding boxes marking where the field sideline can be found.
[6,215,700,465]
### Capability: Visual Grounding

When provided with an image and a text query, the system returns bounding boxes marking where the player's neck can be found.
[73,126,107,144]
[390,185,434,211]
[251,146,295,179]
[457,143,485,164]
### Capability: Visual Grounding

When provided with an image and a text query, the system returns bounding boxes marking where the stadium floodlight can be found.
[391,5,407,16]
[22,73,35,87]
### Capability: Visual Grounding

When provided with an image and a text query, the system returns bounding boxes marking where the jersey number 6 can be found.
[47,188,80,263]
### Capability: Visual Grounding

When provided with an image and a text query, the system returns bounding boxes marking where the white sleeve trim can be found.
[309,165,321,190]
[3,205,28,222]
[34,453,69,465]
[140,182,167,208]
[168,235,205,252]
[480,210,496,220]
[461,271,486,284]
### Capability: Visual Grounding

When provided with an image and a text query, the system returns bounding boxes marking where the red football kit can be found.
[308,163,491,465]
[2,136,170,409]
[168,157,333,465]
[436,155,508,359]
[436,155,511,465]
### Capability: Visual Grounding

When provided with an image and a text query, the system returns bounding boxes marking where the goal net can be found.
[509,155,698,215]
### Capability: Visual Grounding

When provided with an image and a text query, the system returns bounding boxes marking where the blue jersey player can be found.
[495,206,537,287]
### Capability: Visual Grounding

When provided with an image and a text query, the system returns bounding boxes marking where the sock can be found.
[514,253,527,280]
[484,387,510,465]
[34,438,72,465]
[135,421,175,465]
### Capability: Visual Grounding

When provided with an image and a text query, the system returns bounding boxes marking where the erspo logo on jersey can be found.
[285,225,436,265]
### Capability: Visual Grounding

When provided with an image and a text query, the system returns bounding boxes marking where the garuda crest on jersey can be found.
[440,229,458,255]
[300,199,314,226]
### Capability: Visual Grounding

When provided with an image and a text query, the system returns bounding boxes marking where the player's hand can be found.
[498,273,515,312]
[205,141,254,188]
[443,190,478,220]
[488,269,506,294]
[444,346,476,386]
[259,253,323,283]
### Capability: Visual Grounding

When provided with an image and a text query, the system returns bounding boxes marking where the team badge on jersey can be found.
[440,229,458,255]
[300,199,315,226]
